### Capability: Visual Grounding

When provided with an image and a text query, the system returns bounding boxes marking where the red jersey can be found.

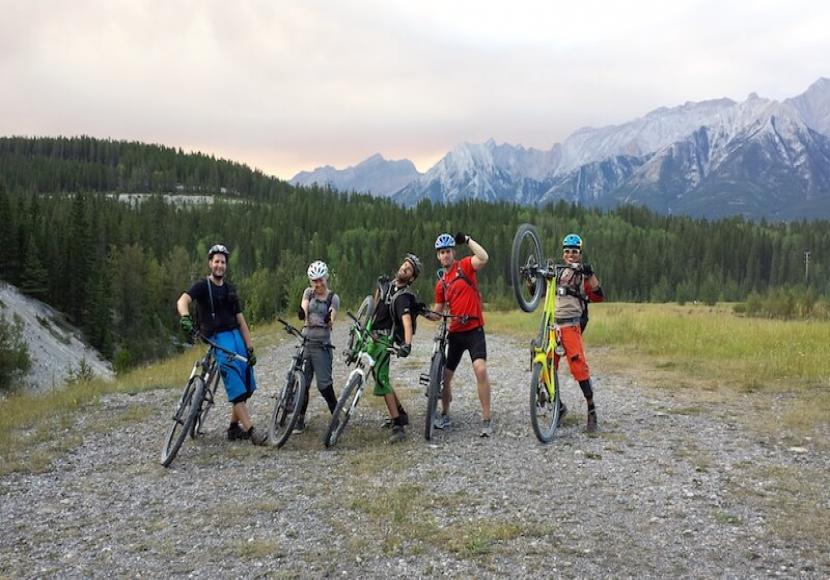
[434,256,484,333]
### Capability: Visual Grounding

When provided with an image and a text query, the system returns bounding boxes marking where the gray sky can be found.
[2,0,829,178]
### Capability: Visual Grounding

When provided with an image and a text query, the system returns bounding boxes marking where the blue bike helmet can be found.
[562,233,583,250]
[434,233,456,250]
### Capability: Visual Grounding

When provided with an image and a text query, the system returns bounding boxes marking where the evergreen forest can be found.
[1,136,828,369]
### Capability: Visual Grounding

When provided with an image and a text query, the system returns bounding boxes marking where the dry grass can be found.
[487,304,830,440]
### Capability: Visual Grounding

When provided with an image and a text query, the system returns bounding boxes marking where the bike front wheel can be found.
[190,371,217,439]
[160,376,205,467]
[511,223,545,313]
[424,352,444,441]
[529,362,561,443]
[324,373,363,448]
[268,370,307,448]
[346,295,375,364]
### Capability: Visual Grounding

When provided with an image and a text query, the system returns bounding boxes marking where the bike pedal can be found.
[419,373,430,386]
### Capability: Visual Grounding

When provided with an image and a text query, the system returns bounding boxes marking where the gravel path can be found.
[1,324,828,578]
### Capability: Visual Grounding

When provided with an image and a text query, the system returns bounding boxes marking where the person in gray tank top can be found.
[294,260,341,433]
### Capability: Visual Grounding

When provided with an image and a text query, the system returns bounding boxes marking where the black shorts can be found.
[445,326,487,372]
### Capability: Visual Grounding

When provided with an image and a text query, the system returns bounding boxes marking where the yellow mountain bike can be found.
[510,223,568,443]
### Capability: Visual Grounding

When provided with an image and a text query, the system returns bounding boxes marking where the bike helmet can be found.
[562,234,583,250]
[208,244,230,259]
[434,233,456,250]
[404,253,422,278]
[307,260,329,280]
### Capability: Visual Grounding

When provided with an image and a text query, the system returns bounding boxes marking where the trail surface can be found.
[1,325,827,577]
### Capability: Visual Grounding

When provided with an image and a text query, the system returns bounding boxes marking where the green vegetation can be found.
[0,311,30,391]
[737,286,830,320]
[2,136,829,372]
[488,303,830,437]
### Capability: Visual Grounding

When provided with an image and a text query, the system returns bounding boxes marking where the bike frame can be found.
[531,265,566,401]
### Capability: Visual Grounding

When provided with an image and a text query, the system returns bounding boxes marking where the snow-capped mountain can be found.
[293,78,830,219]
[291,153,420,197]
[785,77,830,136]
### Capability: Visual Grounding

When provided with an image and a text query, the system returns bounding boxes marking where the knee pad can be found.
[578,379,593,400]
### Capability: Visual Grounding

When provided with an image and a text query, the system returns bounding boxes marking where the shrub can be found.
[0,312,31,390]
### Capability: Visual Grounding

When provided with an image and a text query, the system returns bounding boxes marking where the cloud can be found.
[2,0,829,177]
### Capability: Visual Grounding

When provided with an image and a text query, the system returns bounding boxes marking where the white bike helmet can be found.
[307,260,329,280]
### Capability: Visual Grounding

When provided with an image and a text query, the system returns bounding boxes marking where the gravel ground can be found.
[1,324,828,578]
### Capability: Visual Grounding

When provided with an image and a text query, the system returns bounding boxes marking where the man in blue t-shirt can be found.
[176,244,267,445]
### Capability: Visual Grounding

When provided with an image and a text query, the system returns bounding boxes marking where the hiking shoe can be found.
[249,427,268,446]
[227,422,245,441]
[433,413,451,430]
[586,409,598,433]
[383,412,409,429]
[388,425,406,444]
[480,419,493,438]
[557,402,568,425]
[293,416,306,434]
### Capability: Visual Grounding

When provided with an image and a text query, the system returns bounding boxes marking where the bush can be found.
[0,312,31,390]
[735,286,830,320]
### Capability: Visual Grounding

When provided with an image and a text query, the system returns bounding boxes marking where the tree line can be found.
[1,136,828,373]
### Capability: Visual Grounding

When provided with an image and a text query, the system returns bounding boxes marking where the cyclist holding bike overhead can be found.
[430,232,493,437]
[555,233,605,432]
[294,260,340,434]
[369,253,423,444]
[176,244,267,445]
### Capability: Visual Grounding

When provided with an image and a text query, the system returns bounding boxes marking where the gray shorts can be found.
[302,342,333,391]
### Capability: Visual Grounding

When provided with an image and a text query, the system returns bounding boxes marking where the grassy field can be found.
[487,302,830,438]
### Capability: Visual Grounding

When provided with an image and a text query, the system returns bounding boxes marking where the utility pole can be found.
[804,251,810,283]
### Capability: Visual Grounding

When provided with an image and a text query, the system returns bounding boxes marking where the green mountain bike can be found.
[510,223,571,443]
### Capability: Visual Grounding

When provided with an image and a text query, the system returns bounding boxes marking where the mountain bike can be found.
[510,223,576,443]
[267,317,315,448]
[160,333,249,467]
[323,302,400,448]
[419,310,466,441]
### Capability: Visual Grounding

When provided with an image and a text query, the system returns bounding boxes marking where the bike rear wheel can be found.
[529,362,561,443]
[424,351,444,441]
[268,369,307,448]
[511,223,545,313]
[324,373,363,448]
[161,376,204,467]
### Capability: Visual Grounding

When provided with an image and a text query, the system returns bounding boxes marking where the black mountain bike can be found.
[267,317,332,448]
[160,334,249,467]
[420,310,463,441]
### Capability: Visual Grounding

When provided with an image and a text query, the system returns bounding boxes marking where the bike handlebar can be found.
[196,333,249,364]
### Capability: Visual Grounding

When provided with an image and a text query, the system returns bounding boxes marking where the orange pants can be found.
[552,325,590,382]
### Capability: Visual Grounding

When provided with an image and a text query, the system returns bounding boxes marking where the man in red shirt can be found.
[429,232,493,437]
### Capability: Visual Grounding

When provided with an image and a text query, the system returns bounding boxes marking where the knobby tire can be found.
[424,352,444,441]
[268,370,307,448]
[160,377,204,467]
[324,373,362,448]
[511,223,545,313]
[529,362,561,443]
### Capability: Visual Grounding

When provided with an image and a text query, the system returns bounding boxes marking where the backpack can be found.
[439,262,480,300]
[374,277,418,338]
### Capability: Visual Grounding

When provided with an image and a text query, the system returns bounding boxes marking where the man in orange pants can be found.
[553,233,604,432]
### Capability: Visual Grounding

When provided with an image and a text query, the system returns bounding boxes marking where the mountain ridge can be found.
[293,78,830,219]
